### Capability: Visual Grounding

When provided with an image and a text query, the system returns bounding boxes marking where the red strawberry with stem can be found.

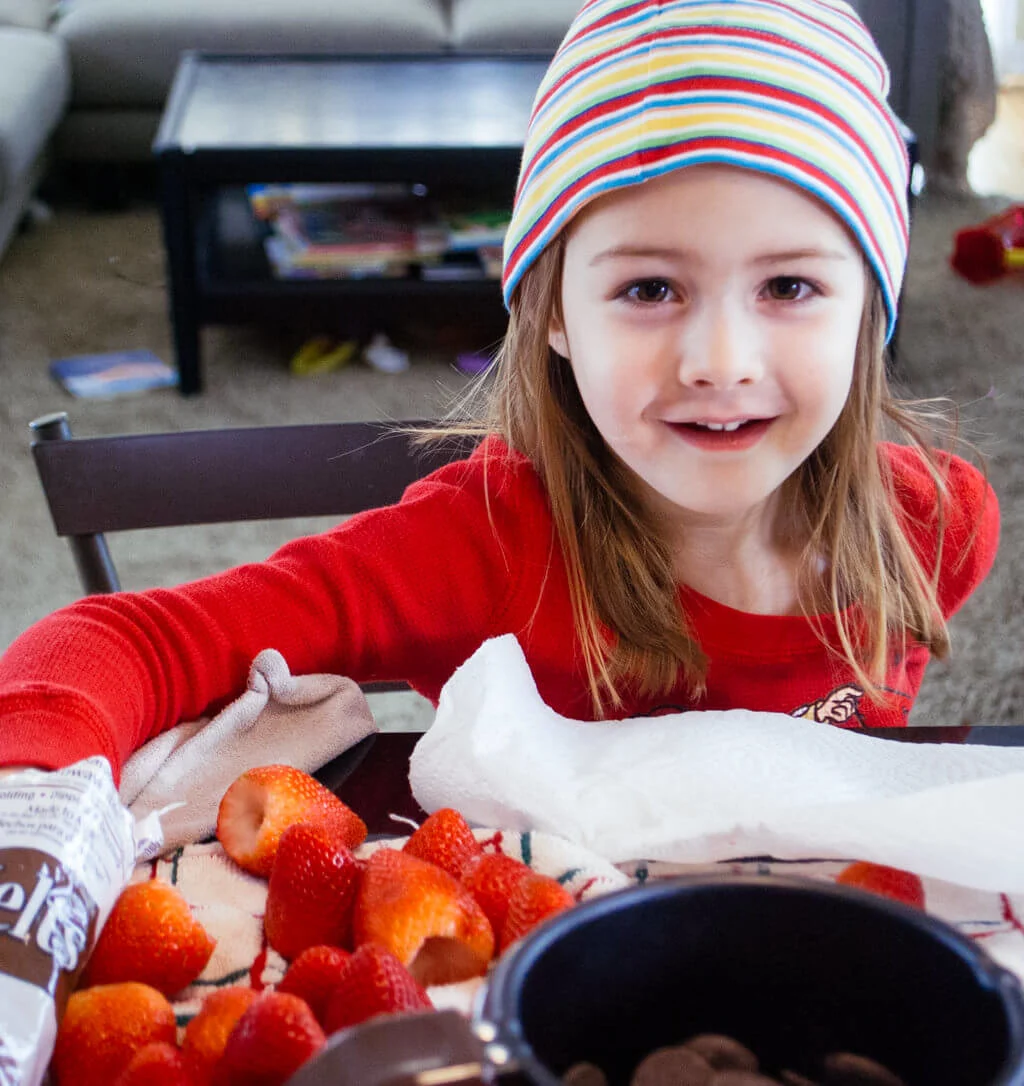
[216,991,324,1086]
[500,872,575,952]
[835,861,926,909]
[322,943,433,1034]
[216,765,366,878]
[275,945,352,1027]
[402,808,483,880]
[461,852,533,937]
[353,848,494,986]
[264,823,361,960]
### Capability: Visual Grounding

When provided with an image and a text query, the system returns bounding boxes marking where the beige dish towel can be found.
[119,649,377,855]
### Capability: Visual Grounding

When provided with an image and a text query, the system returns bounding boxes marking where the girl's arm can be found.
[0,454,545,782]
[887,442,1000,617]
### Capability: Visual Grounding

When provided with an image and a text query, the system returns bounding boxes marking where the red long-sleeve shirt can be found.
[0,439,999,780]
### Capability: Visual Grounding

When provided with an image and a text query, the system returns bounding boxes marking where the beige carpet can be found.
[1,188,1021,726]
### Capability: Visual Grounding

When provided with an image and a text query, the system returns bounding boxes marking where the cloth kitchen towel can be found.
[143,826,631,1027]
[119,649,377,855]
[139,831,1024,1031]
[410,635,1024,893]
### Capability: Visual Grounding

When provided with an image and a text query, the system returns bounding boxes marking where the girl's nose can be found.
[676,304,764,388]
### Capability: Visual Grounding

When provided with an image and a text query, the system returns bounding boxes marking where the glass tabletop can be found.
[160,54,551,153]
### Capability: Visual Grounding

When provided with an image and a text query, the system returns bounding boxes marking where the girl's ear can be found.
[548,313,570,359]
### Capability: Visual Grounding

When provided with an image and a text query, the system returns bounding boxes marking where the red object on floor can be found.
[951,205,1024,283]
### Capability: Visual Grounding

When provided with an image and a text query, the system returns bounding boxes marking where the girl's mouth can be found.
[668,418,774,451]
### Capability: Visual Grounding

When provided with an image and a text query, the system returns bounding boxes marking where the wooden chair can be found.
[29,411,475,598]
[28,411,478,831]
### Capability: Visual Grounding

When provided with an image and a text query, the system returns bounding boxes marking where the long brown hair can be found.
[440,239,957,714]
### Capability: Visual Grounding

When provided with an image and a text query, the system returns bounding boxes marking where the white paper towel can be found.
[409,635,1024,892]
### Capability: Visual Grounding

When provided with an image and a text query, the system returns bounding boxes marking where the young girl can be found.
[0,0,1000,782]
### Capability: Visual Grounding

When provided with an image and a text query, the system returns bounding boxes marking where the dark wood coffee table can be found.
[153,53,551,394]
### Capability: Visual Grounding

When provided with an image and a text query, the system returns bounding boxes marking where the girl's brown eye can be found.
[627,280,671,304]
[767,277,805,300]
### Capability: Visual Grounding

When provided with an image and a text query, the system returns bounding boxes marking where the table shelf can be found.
[155,52,551,393]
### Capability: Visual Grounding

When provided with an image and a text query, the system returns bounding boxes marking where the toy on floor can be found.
[950,205,1024,284]
[289,336,358,376]
[363,332,410,374]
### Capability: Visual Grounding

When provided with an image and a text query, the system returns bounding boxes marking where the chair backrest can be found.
[29,412,477,692]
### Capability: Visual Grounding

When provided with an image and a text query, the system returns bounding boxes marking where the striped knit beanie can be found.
[502,0,910,341]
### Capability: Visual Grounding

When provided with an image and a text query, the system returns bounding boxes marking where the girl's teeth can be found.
[698,421,744,431]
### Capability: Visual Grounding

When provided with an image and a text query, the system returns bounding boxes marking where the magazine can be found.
[49,349,178,398]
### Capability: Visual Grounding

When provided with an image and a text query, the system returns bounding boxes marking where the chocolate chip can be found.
[631,1045,715,1086]
[563,1061,610,1086]
[708,1073,781,1085]
[821,1053,907,1086]
[683,1035,759,1072]
[779,1071,821,1086]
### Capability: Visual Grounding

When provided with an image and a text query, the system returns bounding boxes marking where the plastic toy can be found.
[950,205,1024,284]
[363,332,410,374]
[289,336,358,376]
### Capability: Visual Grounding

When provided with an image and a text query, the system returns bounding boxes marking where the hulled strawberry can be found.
[402,808,483,880]
[500,872,575,951]
[322,943,433,1034]
[835,861,926,908]
[264,823,361,960]
[354,848,495,986]
[114,1042,196,1086]
[461,852,533,937]
[216,765,366,878]
[216,991,325,1086]
[81,879,215,997]
[275,945,352,1026]
[181,986,260,1086]
[52,982,178,1086]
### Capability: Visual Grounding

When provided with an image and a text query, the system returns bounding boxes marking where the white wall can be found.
[982,0,1024,78]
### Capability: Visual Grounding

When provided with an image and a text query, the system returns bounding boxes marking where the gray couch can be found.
[0,0,68,261]
[0,0,948,264]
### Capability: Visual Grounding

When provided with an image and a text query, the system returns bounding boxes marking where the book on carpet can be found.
[49,349,178,398]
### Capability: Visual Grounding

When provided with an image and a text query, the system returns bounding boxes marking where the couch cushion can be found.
[0,28,69,201]
[55,0,449,108]
[448,0,580,51]
[0,1,52,31]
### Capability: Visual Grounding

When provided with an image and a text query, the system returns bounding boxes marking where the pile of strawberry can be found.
[50,765,578,1086]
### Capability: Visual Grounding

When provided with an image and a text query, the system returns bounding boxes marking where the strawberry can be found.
[264,823,361,960]
[353,848,495,986]
[461,852,533,936]
[51,982,177,1086]
[81,879,215,996]
[402,807,483,880]
[216,991,325,1086]
[500,872,575,951]
[216,765,367,878]
[181,986,260,1086]
[276,945,352,1026]
[322,943,433,1034]
[835,861,926,909]
[114,1042,196,1086]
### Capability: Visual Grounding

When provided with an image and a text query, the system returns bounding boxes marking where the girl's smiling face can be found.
[550,164,867,533]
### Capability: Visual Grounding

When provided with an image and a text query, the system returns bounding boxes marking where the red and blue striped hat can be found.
[502,0,910,341]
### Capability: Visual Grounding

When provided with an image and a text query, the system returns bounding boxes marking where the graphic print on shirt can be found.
[791,684,866,728]
[791,682,915,727]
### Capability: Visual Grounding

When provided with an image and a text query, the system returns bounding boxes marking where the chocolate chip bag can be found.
[0,758,137,1085]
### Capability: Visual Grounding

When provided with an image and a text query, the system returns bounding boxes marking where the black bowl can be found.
[481,874,1024,1086]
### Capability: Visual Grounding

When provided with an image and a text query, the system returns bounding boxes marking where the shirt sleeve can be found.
[885,442,1001,619]
[0,443,548,780]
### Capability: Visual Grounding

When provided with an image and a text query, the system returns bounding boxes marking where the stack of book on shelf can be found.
[246,184,510,282]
